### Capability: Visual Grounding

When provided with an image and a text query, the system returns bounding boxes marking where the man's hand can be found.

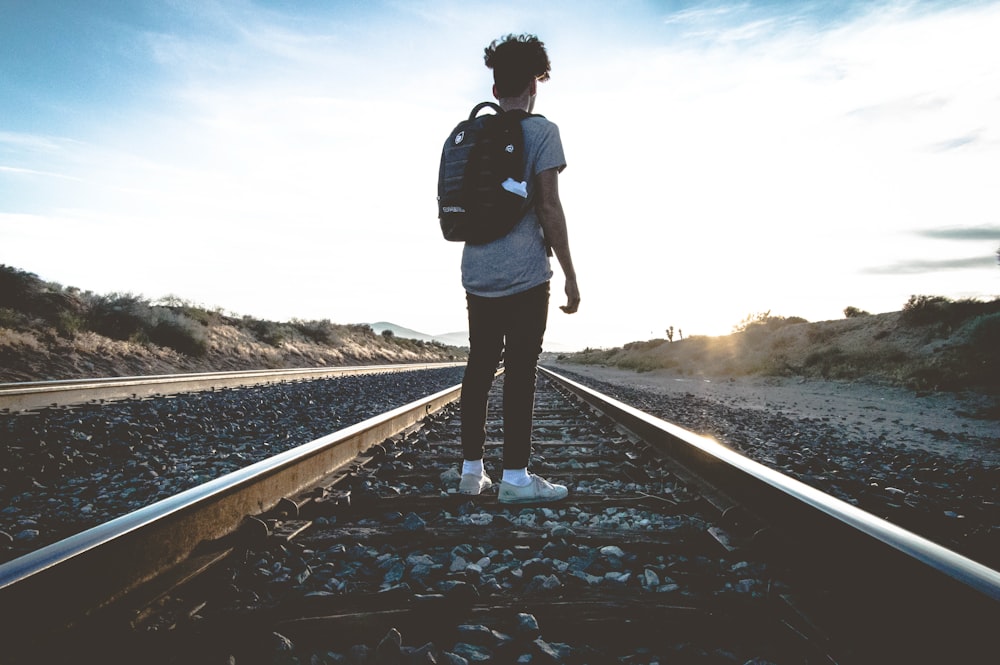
[535,168,579,315]
[560,277,580,314]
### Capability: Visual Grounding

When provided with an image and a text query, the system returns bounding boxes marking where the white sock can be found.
[462,459,484,476]
[502,468,531,486]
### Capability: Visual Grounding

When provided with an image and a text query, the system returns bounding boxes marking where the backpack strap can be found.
[469,101,502,119]
[468,101,535,123]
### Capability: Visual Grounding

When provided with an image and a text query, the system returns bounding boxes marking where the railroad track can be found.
[1,367,997,664]
[0,363,466,411]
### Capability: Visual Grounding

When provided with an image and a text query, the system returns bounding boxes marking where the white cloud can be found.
[540,1,1000,340]
[2,1,998,350]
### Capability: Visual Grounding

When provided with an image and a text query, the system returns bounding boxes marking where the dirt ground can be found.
[547,361,1000,466]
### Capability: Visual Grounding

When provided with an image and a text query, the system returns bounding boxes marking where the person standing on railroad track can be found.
[456,33,580,504]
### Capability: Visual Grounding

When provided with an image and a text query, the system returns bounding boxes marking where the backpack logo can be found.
[455,131,465,145]
[505,144,514,153]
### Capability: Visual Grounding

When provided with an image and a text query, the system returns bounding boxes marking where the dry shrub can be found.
[0,328,44,352]
[562,297,999,392]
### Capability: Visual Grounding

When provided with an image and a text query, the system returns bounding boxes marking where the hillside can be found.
[3,264,997,393]
[562,297,1000,395]
[0,266,466,382]
[369,322,469,348]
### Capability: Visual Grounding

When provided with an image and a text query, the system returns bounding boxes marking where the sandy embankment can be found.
[546,362,1000,466]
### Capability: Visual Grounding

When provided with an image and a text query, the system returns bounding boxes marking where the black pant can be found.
[461,282,549,470]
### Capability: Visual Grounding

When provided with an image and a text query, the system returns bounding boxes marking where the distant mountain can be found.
[430,331,472,347]
[369,322,579,352]
[369,322,468,348]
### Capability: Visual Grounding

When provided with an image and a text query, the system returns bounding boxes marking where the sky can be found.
[1,0,998,352]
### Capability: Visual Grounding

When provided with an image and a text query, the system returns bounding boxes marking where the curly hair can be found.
[484,33,551,98]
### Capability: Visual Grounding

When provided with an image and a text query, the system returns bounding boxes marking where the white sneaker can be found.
[459,473,493,495]
[498,475,568,504]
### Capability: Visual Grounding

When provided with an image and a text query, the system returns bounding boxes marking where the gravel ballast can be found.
[0,366,465,564]
[549,363,999,570]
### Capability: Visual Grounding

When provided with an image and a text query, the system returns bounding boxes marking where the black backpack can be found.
[437,102,535,244]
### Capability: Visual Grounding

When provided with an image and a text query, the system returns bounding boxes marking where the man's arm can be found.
[535,167,580,314]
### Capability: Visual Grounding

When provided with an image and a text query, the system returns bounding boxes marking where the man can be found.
[457,33,580,504]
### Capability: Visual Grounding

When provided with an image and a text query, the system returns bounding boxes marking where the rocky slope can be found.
[0,265,466,382]
[563,299,1000,395]
[0,322,465,383]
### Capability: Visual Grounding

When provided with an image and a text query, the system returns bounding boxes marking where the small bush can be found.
[86,294,210,355]
[901,295,951,326]
[0,265,42,311]
[734,312,808,334]
[192,308,221,326]
[0,307,26,330]
[623,339,665,352]
[967,312,1000,347]
[844,306,870,318]
[246,318,293,346]
[953,312,1000,391]
[348,324,376,338]
[899,295,999,328]
[148,310,209,356]
[0,266,86,334]
[733,311,771,333]
[155,297,220,327]
[52,310,85,338]
[88,293,153,342]
[293,319,342,345]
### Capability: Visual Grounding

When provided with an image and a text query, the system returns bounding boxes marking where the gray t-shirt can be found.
[461,116,566,297]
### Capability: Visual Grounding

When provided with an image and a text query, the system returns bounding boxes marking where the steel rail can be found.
[539,367,1000,606]
[0,381,463,640]
[0,362,465,411]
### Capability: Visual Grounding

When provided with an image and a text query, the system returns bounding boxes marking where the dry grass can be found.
[0,320,467,382]
[0,264,467,382]
[565,301,1000,393]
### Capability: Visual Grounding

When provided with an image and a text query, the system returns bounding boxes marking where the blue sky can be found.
[2,0,998,351]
